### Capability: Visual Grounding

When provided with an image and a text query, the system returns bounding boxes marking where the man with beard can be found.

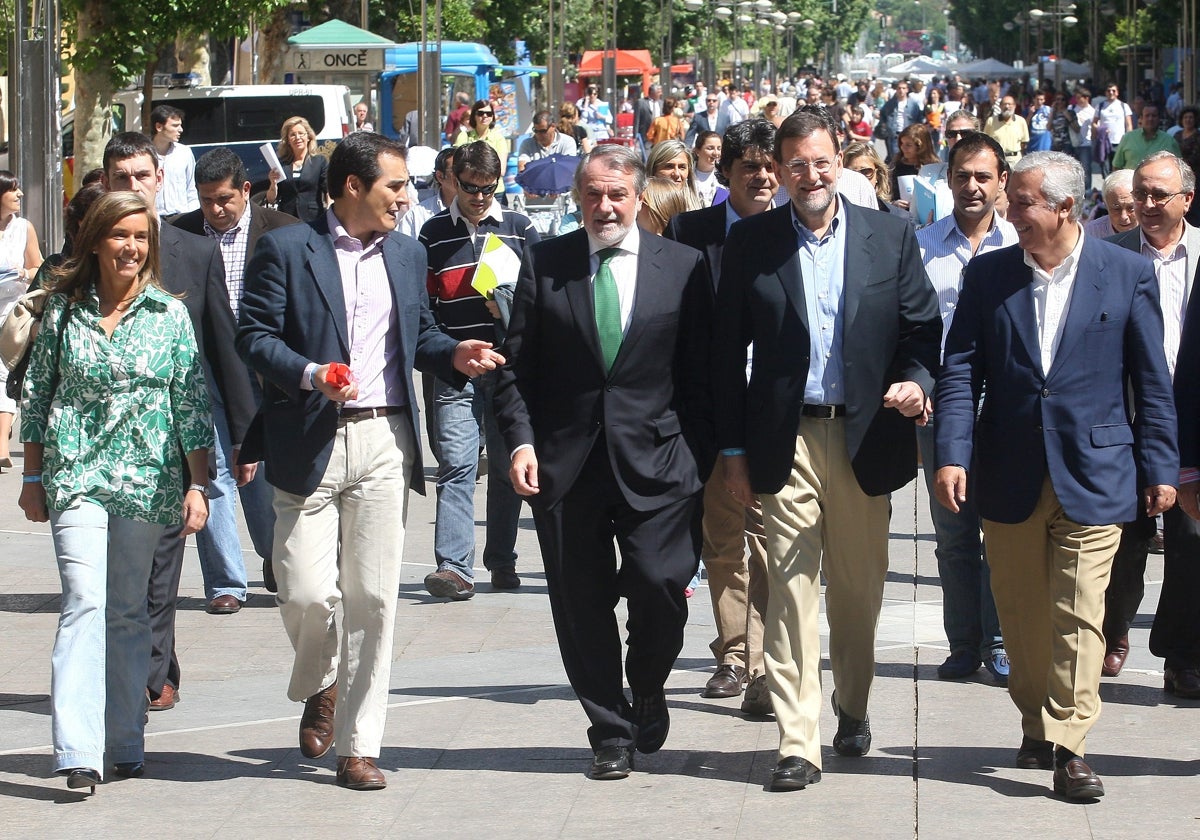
[985,95,1030,165]
[714,107,941,791]
[495,144,714,780]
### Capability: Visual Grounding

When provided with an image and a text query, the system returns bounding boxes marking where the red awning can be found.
[577,49,656,78]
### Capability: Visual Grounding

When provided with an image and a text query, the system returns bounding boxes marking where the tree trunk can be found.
[258,6,292,84]
[73,1,115,177]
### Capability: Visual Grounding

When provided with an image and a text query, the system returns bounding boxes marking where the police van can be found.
[63,83,353,196]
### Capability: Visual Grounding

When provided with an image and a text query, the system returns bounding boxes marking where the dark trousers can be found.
[531,438,702,751]
[146,524,186,697]
[1106,506,1200,668]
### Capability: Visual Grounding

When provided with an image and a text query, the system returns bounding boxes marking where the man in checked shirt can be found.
[173,148,299,599]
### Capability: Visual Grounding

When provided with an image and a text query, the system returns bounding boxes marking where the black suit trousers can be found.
[147,524,186,695]
[532,436,703,751]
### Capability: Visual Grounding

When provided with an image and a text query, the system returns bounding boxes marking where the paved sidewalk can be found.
[0,410,1197,838]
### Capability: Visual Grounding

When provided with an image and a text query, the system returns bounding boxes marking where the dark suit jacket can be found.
[494,227,715,511]
[159,224,255,447]
[172,204,301,276]
[685,110,732,145]
[634,98,659,142]
[664,202,727,290]
[714,201,941,497]
[936,237,1179,525]
[236,213,460,497]
[277,155,328,223]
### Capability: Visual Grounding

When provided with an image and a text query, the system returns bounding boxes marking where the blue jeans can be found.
[1074,144,1094,189]
[50,500,163,775]
[432,372,522,581]
[916,421,1003,657]
[195,382,275,599]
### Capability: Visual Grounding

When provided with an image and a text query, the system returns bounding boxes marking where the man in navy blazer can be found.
[238,132,503,790]
[495,145,714,781]
[714,108,941,792]
[684,92,732,145]
[935,151,1178,800]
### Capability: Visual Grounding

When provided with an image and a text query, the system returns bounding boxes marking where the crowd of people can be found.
[2,65,1199,804]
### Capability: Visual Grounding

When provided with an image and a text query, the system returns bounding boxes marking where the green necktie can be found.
[594,247,622,371]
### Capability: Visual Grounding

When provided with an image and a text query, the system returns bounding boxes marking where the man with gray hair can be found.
[935,151,1178,800]
[1103,151,1200,696]
[495,143,715,780]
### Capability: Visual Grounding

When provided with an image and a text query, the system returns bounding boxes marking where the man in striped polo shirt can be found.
[419,142,541,599]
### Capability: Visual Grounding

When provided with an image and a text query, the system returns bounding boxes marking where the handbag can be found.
[2,289,64,402]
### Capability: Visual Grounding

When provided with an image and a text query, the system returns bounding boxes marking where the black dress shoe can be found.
[703,664,747,698]
[1015,736,1054,770]
[588,745,633,780]
[769,756,822,791]
[1164,666,1200,698]
[831,693,871,757]
[1053,757,1105,799]
[263,558,278,594]
[632,691,670,754]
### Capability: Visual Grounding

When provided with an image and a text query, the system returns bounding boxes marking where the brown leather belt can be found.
[800,403,846,419]
[338,406,405,423]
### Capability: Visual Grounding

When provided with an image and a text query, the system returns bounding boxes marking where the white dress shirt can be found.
[587,225,641,335]
[1141,229,1191,378]
[1027,225,1086,376]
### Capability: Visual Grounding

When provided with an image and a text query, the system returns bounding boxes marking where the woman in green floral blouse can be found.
[17,192,213,794]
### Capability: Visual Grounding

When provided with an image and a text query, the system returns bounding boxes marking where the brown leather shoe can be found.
[206,594,242,615]
[703,664,747,698]
[1053,757,1105,799]
[1102,635,1129,677]
[299,683,337,759]
[1015,735,1054,770]
[740,674,773,716]
[424,569,475,600]
[148,684,178,711]
[1164,666,1200,698]
[336,756,386,790]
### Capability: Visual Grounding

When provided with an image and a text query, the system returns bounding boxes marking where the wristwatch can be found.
[187,482,210,497]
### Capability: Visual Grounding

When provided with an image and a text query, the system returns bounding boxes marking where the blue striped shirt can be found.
[792,201,847,405]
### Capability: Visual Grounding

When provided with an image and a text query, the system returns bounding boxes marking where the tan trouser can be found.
[702,456,769,675]
[759,417,890,768]
[983,476,1120,756]
[273,414,414,758]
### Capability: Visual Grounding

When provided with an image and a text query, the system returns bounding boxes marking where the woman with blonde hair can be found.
[646,139,699,203]
[265,116,328,222]
[19,192,213,794]
[843,141,893,208]
[558,102,592,153]
[637,176,699,234]
[647,96,687,147]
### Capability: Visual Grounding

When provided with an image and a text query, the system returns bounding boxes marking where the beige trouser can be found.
[702,456,769,676]
[759,417,890,768]
[273,414,414,758]
[983,476,1120,756]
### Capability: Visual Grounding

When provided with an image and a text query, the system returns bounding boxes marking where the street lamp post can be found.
[1030,4,1079,92]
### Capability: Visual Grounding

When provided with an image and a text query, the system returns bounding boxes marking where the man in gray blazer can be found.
[1103,151,1200,697]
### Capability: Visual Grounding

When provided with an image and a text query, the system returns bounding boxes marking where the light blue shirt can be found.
[792,201,847,405]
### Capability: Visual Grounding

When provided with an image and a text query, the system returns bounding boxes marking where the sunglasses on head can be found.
[458,180,498,195]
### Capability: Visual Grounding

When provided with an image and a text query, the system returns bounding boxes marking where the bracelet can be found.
[22,469,43,475]
[22,474,43,484]
[187,482,208,496]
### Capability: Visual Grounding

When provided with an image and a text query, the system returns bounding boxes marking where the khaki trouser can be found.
[759,417,890,768]
[983,476,1120,756]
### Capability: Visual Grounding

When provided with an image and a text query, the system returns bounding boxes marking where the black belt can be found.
[1005,151,1021,157]
[339,405,405,422]
[800,403,846,419]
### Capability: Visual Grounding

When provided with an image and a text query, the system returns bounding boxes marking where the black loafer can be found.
[1016,736,1054,770]
[588,745,633,780]
[831,693,871,757]
[632,691,670,754]
[769,755,821,791]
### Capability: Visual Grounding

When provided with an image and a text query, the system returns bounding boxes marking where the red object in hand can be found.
[326,362,352,388]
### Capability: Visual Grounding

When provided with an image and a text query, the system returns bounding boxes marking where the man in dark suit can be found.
[714,107,941,792]
[1103,151,1200,696]
[684,91,732,145]
[495,144,714,780]
[238,132,503,790]
[935,151,1178,799]
[634,84,663,156]
[101,132,258,713]
[664,119,779,714]
[174,148,299,601]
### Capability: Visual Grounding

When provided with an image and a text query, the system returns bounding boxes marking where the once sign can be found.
[291,49,383,72]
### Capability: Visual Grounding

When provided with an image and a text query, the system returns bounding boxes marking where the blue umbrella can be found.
[515,154,580,194]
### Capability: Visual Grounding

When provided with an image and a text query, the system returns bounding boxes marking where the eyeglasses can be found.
[1131,188,1187,206]
[783,158,835,175]
[475,111,494,118]
[851,166,877,180]
[533,127,551,134]
[944,129,974,140]
[458,180,498,195]
[706,98,719,103]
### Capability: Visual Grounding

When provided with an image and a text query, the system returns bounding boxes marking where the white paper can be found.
[260,142,287,181]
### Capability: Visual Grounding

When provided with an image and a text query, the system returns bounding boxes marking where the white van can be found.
[63,83,352,195]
